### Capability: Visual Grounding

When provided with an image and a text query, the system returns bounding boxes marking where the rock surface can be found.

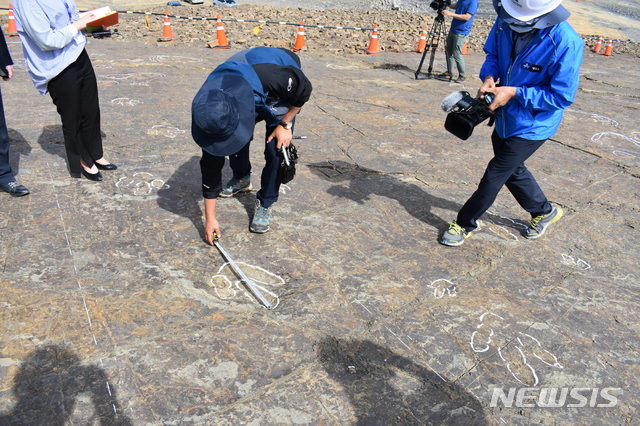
[0,36,638,424]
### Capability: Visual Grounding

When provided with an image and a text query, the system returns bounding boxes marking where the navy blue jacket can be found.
[210,47,301,127]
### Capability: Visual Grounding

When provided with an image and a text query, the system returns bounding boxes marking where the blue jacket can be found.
[210,47,301,127]
[480,19,583,140]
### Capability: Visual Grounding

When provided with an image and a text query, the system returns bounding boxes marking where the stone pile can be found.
[107,4,640,57]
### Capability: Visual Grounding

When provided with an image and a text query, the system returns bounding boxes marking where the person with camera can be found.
[441,0,478,83]
[192,47,312,243]
[440,0,583,247]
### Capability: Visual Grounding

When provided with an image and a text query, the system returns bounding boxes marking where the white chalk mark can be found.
[101,72,166,86]
[470,312,562,386]
[352,299,374,315]
[149,55,203,63]
[465,375,480,389]
[486,223,519,241]
[116,172,169,196]
[384,325,411,350]
[209,261,285,309]
[612,149,640,158]
[567,109,619,126]
[591,131,640,158]
[48,163,113,404]
[383,113,413,124]
[147,124,186,139]
[420,348,447,382]
[427,278,457,299]
[519,333,563,369]
[279,184,292,195]
[560,254,592,270]
[499,341,539,386]
[110,97,143,107]
[326,63,361,70]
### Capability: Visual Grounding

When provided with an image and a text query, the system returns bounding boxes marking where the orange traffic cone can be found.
[603,39,613,56]
[161,11,173,40]
[461,41,470,56]
[211,15,230,49]
[593,37,603,53]
[292,21,305,52]
[365,25,382,55]
[6,4,18,36]
[415,27,427,53]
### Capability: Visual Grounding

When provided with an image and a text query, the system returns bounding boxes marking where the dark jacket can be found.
[0,27,14,74]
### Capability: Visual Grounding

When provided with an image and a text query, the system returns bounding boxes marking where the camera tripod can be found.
[414,12,448,80]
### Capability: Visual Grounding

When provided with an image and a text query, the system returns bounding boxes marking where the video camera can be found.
[441,91,495,140]
[430,0,451,12]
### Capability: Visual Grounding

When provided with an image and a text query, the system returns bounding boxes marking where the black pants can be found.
[48,49,103,176]
[456,131,552,232]
[200,101,293,208]
[0,86,14,184]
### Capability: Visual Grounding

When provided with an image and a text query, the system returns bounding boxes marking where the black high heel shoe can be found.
[95,162,117,171]
[82,169,103,181]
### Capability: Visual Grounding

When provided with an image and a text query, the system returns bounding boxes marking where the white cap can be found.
[501,0,563,22]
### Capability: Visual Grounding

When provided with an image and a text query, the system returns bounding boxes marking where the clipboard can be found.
[79,6,119,28]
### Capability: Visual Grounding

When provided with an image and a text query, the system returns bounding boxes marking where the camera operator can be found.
[440,0,583,247]
[441,0,478,83]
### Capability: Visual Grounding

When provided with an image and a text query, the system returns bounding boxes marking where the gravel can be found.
[103,3,640,57]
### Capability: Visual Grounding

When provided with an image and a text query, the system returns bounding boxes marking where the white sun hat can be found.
[501,0,563,22]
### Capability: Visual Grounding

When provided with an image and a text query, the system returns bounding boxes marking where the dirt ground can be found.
[0,17,639,426]
[2,1,640,55]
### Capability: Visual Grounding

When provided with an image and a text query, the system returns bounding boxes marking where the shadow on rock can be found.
[157,155,205,239]
[308,160,462,231]
[7,128,31,178]
[316,336,487,425]
[36,125,107,173]
[308,160,519,234]
[0,344,131,425]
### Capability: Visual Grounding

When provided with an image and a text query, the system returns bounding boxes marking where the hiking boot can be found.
[524,206,564,239]
[250,199,272,233]
[440,221,472,247]
[219,175,252,198]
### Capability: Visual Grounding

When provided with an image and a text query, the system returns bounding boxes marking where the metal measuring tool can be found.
[213,234,273,309]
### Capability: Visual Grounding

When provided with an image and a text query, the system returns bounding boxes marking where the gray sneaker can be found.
[219,175,252,198]
[524,206,564,239]
[250,199,272,233]
[440,221,472,247]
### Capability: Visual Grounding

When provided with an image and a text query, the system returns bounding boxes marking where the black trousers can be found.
[456,130,552,232]
[47,49,103,176]
[200,101,293,208]
[0,86,14,184]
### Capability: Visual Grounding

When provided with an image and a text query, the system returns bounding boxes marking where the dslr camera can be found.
[430,0,451,12]
[441,91,495,140]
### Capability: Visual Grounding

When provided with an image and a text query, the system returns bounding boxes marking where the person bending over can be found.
[191,47,312,243]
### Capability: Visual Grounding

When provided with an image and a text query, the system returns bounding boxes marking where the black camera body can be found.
[441,91,495,140]
[430,0,451,12]
[278,143,298,184]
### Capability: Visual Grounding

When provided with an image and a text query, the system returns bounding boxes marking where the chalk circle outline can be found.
[209,262,286,309]
[427,278,457,299]
[115,172,169,196]
[147,125,186,139]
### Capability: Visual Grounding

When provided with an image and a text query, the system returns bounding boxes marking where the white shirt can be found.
[13,0,86,95]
